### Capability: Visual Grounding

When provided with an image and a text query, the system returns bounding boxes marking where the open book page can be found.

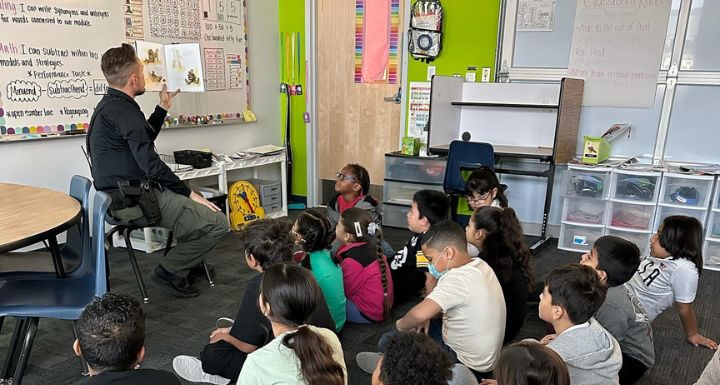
[164,43,205,92]
[136,41,167,92]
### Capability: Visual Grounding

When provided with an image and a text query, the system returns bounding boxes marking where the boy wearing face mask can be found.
[393,220,506,380]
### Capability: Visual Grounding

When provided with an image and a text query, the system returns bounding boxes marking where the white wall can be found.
[0,1,280,193]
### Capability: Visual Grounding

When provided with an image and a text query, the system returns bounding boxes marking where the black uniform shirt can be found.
[88,88,190,196]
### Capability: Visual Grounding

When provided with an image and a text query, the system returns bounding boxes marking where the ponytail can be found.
[283,327,345,385]
[499,208,534,288]
[375,227,392,321]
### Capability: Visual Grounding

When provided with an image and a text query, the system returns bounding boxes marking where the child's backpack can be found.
[408,0,444,63]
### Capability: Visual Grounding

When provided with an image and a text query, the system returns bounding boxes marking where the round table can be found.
[0,183,82,276]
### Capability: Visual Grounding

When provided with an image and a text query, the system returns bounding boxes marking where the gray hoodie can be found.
[548,318,623,385]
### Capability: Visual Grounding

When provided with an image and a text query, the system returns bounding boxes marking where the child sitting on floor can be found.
[580,235,655,385]
[336,208,394,323]
[465,166,508,211]
[539,263,622,385]
[480,340,570,385]
[292,208,347,332]
[390,189,449,305]
[172,219,335,385]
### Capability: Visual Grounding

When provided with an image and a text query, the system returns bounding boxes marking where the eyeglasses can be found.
[336,172,357,182]
[467,192,491,204]
[290,229,303,239]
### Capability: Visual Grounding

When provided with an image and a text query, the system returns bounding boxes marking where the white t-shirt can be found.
[237,326,347,385]
[625,256,699,322]
[427,258,506,372]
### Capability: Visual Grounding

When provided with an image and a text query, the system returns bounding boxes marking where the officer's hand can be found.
[190,191,221,212]
[159,84,180,111]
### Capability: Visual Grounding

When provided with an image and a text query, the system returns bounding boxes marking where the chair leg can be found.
[203,260,215,287]
[123,228,150,304]
[11,317,39,385]
[2,318,27,380]
[0,316,4,336]
[72,322,90,376]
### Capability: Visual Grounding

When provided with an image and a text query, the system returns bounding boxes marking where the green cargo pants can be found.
[111,189,229,278]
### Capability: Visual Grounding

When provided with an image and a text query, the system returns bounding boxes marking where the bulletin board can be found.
[0,0,250,137]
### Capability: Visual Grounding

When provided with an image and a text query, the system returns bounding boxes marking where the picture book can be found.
[135,41,205,92]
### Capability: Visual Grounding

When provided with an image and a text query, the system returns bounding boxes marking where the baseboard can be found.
[521,221,561,238]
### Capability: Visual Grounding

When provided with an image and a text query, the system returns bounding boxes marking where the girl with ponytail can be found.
[238,263,347,385]
[466,206,533,343]
[335,208,394,324]
[292,208,347,332]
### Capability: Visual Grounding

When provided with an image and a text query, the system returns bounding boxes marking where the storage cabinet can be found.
[559,165,612,252]
[653,173,713,231]
[382,153,446,228]
[704,177,720,270]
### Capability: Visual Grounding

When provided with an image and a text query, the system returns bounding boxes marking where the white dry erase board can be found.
[0,0,250,136]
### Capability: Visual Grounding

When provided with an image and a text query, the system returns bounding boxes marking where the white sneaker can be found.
[356,352,382,374]
[173,355,231,385]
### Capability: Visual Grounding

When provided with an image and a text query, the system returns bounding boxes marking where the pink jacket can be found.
[338,241,394,321]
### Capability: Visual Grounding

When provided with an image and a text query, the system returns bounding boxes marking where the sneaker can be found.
[151,265,200,298]
[187,262,216,285]
[173,355,230,385]
[356,352,382,374]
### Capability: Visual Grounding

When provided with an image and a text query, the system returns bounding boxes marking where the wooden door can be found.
[317,0,403,184]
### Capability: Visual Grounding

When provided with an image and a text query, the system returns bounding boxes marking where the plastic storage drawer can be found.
[562,198,607,226]
[564,167,612,199]
[384,155,446,185]
[707,211,720,239]
[611,171,661,203]
[384,180,444,205]
[604,228,651,257]
[654,206,708,231]
[247,178,282,198]
[559,224,605,253]
[704,240,720,270]
[382,203,410,228]
[658,174,714,207]
[608,201,656,231]
[260,192,282,207]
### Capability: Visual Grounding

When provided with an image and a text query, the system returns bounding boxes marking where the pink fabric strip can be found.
[361,0,391,82]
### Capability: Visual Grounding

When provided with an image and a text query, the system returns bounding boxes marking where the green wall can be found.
[279,0,307,198]
[405,0,502,135]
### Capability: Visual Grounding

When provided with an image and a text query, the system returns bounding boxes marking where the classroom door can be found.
[317,0,404,186]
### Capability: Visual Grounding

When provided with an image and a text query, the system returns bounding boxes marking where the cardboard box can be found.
[582,136,611,164]
[401,137,420,156]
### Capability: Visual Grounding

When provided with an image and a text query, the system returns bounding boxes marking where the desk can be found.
[0,183,81,276]
[492,145,555,249]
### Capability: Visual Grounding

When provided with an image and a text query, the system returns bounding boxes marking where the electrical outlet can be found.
[427,66,436,81]
[481,67,492,82]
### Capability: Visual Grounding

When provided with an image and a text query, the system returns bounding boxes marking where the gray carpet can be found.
[1,220,718,385]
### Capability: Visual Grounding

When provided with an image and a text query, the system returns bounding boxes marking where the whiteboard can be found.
[0,0,250,136]
[512,0,680,70]
[680,0,720,71]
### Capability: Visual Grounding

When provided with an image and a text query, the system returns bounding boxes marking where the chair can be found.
[105,218,214,304]
[0,191,111,385]
[443,140,496,225]
[0,176,92,279]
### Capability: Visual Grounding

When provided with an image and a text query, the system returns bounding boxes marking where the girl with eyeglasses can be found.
[465,166,508,211]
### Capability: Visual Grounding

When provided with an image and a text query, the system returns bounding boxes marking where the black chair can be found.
[105,218,214,304]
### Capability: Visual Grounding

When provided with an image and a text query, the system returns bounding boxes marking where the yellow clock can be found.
[228,180,266,230]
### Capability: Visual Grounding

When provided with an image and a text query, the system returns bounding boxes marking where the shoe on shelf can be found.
[173,355,230,385]
[187,262,216,285]
[151,265,200,298]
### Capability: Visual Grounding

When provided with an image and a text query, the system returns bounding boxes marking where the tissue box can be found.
[401,137,420,156]
[582,136,611,165]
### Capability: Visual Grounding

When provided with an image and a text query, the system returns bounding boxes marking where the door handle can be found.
[383,87,402,104]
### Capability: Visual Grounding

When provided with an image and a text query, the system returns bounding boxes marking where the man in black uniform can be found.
[89,44,228,297]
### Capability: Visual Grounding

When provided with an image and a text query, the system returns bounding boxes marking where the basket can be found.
[173,150,213,169]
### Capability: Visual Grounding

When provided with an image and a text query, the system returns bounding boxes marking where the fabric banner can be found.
[355,0,399,84]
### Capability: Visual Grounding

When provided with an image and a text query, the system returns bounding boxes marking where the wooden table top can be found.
[0,183,81,253]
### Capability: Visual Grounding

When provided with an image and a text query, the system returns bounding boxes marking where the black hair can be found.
[412,190,449,225]
[261,264,345,385]
[345,163,371,196]
[379,332,454,385]
[239,219,293,270]
[339,208,391,320]
[465,166,508,208]
[470,206,533,289]
[101,43,139,87]
[296,209,339,269]
[495,341,570,385]
[545,263,607,325]
[76,293,145,373]
[658,215,704,273]
[421,219,467,252]
[594,235,641,287]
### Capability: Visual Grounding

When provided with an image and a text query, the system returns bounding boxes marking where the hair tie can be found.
[367,222,377,236]
[297,324,308,329]
[354,221,363,237]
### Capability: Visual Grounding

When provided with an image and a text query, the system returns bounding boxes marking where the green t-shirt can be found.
[309,249,346,331]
